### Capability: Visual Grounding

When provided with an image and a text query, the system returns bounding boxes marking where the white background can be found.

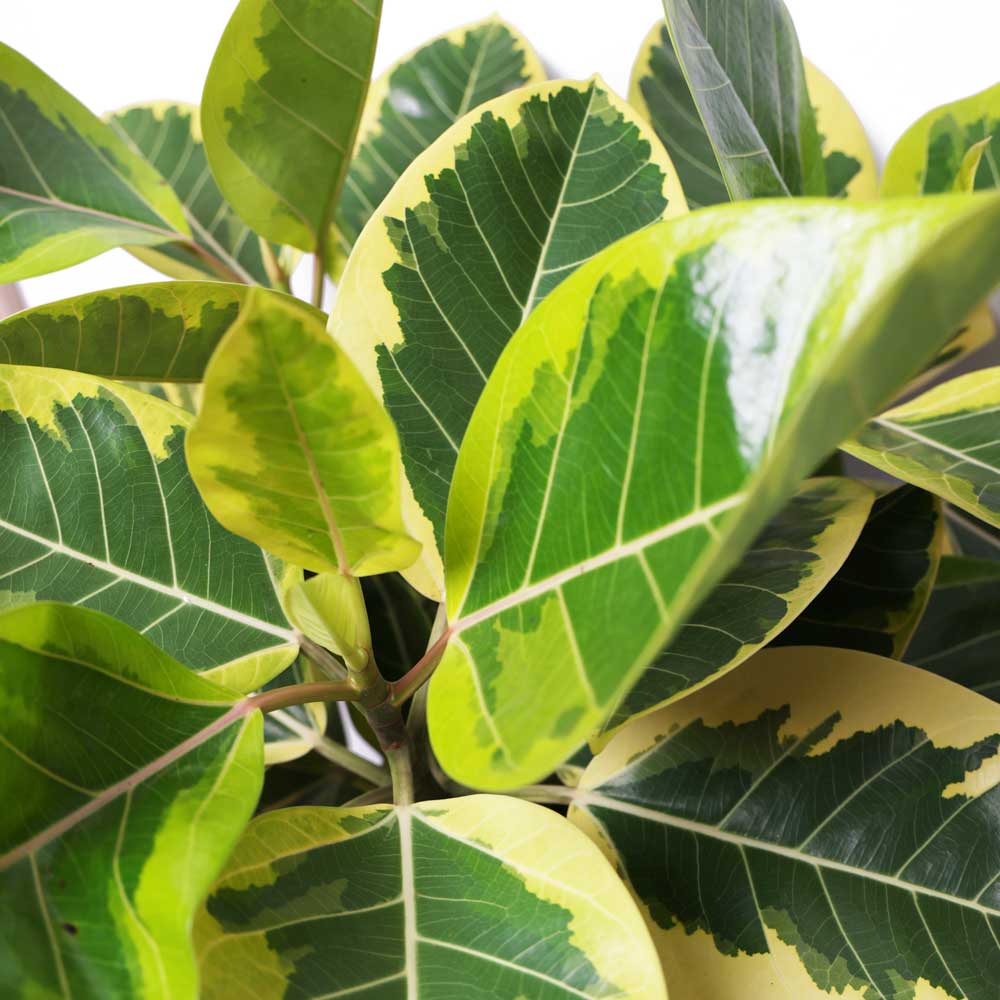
[7,0,1000,307]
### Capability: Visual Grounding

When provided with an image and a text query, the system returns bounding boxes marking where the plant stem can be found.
[183,239,247,284]
[268,709,388,785]
[509,784,579,806]
[385,742,414,807]
[311,238,326,310]
[391,626,452,705]
[248,679,359,714]
[259,237,291,292]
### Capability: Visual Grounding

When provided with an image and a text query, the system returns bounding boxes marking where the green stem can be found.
[390,626,452,705]
[259,237,291,292]
[248,679,359,714]
[311,236,326,310]
[508,784,579,806]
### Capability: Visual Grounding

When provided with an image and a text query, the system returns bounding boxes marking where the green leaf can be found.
[570,645,1000,1000]
[956,137,994,193]
[109,102,281,284]
[775,485,943,658]
[0,602,263,1000]
[0,281,282,381]
[280,570,371,665]
[0,363,297,690]
[845,366,1000,530]
[202,0,381,253]
[332,77,687,598]
[628,22,874,208]
[335,15,546,263]
[945,503,1000,558]
[188,287,419,577]
[658,0,826,201]
[429,194,1000,791]
[602,477,872,737]
[883,80,1000,195]
[0,43,190,281]
[908,555,1000,701]
[195,796,666,998]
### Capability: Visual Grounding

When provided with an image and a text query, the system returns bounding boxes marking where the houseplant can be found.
[2,0,1000,996]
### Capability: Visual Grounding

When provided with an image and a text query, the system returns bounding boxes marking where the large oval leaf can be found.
[196,796,665,998]
[845,366,1000,530]
[333,77,687,597]
[0,603,263,1000]
[335,15,546,262]
[109,102,280,285]
[429,194,1000,791]
[658,0,826,200]
[0,364,297,690]
[775,484,943,657]
[0,281,284,382]
[570,645,1000,1000]
[883,80,1000,196]
[628,22,875,208]
[188,287,419,577]
[0,43,189,281]
[604,477,872,735]
[202,0,381,253]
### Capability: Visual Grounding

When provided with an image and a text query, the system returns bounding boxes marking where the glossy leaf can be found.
[658,0,826,201]
[775,485,943,657]
[429,194,1000,791]
[0,281,286,381]
[628,22,874,207]
[0,43,190,281]
[570,645,1000,1000]
[0,603,263,999]
[196,796,665,998]
[604,477,872,735]
[109,102,280,284]
[845,366,1000,530]
[0,364,297,690]
[335,15,546,261]
[908,555,1000,701]
[202,0,381,253]
[188,287,419,576]
[883,80,1000,195]
[333,77,687,597]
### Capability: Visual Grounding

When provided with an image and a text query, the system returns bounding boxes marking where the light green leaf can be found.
[570,645,1000,1000]
[335,15,546,264]
[429,194,1000,791]
[628,22,874,208]
[188,287,419,577]
[882,79,1000,195]
[280,570,371,665]
[775,484,943,658]
[956,136,994,193]
[195,796,665,999]
[0,281,287,382]
[908,555,1000,701]
[202,0,381,253]
[109,102,281,284]
[603,477,872,737]
[0,602,263,1000]
[332,77,687,599]
[0,43,190,281]
[658,0,826,201]
[0,363,297,690]
[845,366,1000,530]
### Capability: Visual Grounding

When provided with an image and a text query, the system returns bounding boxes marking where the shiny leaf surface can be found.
[0,364,297,689]
[196,796,665,999]
[572,645,1000,1000]
[430,195,1000,790]
[0,603,263,1000]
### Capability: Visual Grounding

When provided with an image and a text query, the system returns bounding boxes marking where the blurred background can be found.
[4,0,1000,308]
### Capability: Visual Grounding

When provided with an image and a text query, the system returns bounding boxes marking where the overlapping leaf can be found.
[846,366,1000,529]
[188,288,419,577]
[570,645,1000,1000]
[109,102,280,284]
[196,796,665,998]
[883,79,1000,195]
[0,43,190,280]
[202,0,381,253]
[333,77,687,597]
[604,477,872,735]
[946,504,1000,558]
[335,15,545,261]
[775,485,943,657]
[0,603,263,1000]
[658,0,826,201]
[0,363,298,690]
[628,22,874,208]
[428,195,1000,791]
